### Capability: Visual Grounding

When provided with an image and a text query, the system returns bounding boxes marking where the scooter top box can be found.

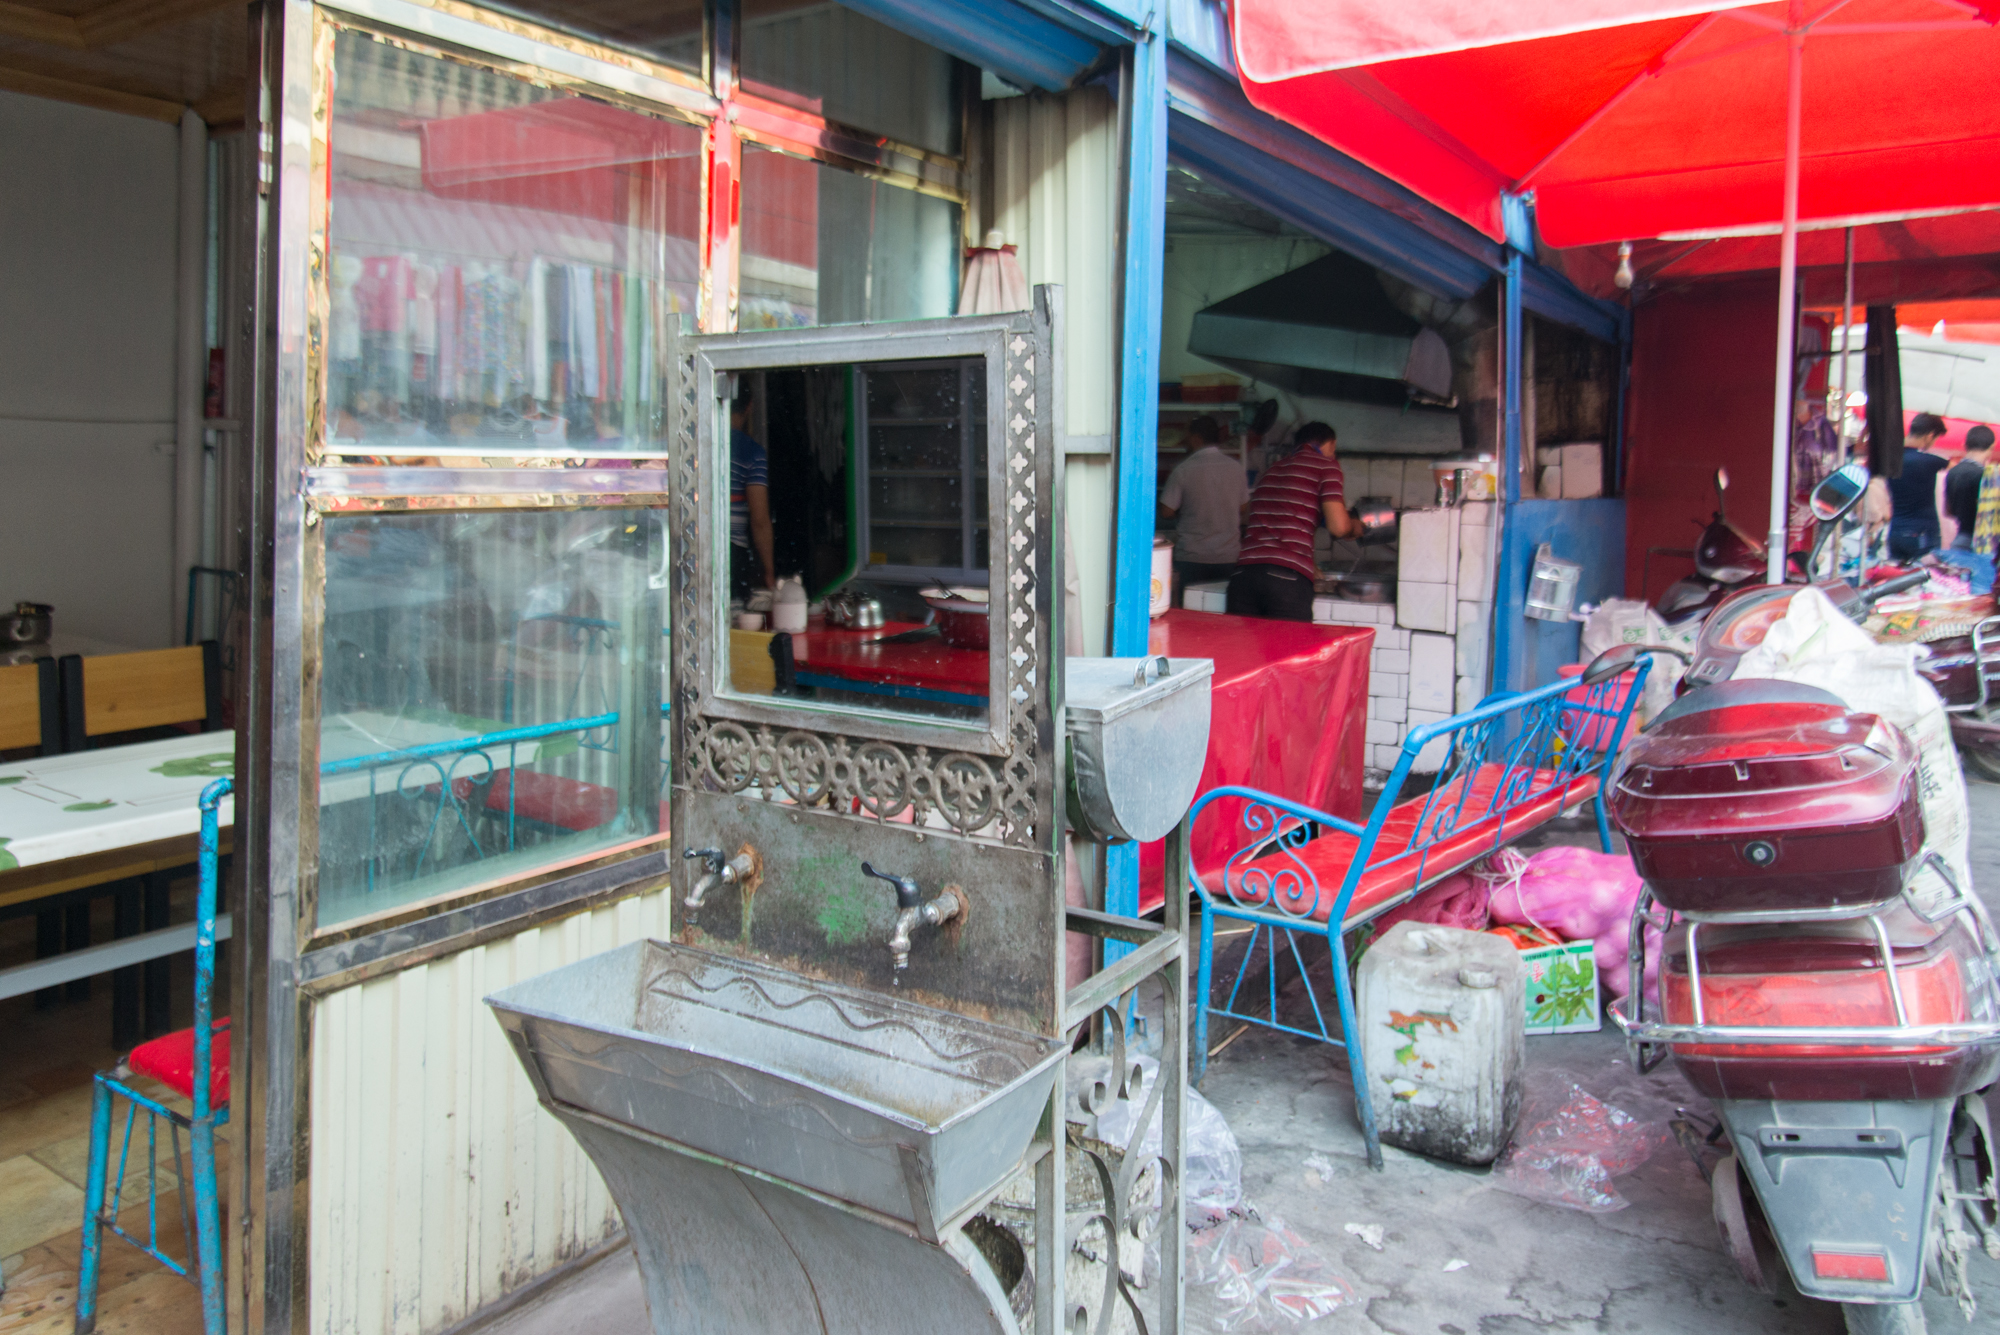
[1656,903,2000,1102]
[1610,679,1924,914]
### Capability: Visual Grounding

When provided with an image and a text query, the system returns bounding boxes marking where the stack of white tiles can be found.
[1311,492,1498,779]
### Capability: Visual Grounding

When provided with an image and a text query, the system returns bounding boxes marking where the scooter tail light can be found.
[1811,1251,1889,1282]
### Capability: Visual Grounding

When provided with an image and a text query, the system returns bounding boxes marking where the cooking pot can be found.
[1351,497,1399,545]
[919,586,990,650]
[1333,574,1395,604]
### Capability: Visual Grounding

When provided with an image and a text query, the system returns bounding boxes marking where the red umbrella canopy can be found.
[1233,0,2000,247]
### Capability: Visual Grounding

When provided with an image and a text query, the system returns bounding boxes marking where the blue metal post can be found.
[75,1078,114,1333]
[193,778,228,1334]
[1491,246,1527,695]
[1105,23,1168,941]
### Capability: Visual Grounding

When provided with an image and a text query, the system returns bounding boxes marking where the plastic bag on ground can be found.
[1188,1212,1359,1331]
[1476,847,1662,1002]
[1347,871,1490,966]
[1093,1053,1243,1224]
[1731,585,1972,909]
[1580,597,1683,718]
[1489,1069,1663,1213]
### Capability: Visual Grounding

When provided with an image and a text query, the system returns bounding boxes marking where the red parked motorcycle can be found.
[1598,462,2000,1335]
[1654,466,1817,628]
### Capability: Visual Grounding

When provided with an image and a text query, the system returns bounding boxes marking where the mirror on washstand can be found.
[718,356,993,724]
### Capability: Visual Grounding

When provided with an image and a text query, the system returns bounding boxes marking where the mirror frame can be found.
[1809,460,1870,524]
[670,307,1055,758]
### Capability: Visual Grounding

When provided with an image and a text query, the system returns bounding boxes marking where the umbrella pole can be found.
[1766,15,1805,584]
[1837,227,1854,464]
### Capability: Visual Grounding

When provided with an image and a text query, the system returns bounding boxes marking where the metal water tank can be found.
[1064,655,1213,844]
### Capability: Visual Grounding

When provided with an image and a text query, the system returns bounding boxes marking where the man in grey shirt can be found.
[1159,415,1250,599]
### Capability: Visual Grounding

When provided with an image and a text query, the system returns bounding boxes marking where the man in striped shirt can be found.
[1227,421,1355,621]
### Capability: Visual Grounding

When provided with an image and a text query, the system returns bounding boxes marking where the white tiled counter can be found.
[1316,501,1496,776]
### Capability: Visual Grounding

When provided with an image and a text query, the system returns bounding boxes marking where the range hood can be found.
[1188,251,1451,401]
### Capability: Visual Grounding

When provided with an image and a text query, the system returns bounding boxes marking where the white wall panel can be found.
[990,87,1119,656]
[309,888,672,1335]
[0,90,181,648]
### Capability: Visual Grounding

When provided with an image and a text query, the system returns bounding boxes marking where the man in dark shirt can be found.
[1884,412,1951,560]
[1947,424,1993,550]
[1227,422,1356,621]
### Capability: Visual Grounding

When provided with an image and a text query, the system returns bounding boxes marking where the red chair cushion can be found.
[483,770,621,832]
[1209,764,1599,930]
[129,1019,230,1108]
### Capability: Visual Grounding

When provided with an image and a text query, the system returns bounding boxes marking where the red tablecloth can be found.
[789,622,989,699]
[1138,612,1373,913]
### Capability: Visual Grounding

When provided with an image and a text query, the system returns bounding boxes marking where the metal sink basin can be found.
[487,941,1067,1235]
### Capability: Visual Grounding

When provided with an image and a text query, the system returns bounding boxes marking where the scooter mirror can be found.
[1809,460,1869,523]
[1580,642,1642,687]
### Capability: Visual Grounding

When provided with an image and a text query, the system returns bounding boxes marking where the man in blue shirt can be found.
[1884,412,1950,560]
[730,389,775,598]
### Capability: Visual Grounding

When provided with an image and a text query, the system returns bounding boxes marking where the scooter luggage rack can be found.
[1613,853,2000,1073]
[1938,614,2000,714]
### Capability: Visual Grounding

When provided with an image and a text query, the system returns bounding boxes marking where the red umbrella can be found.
[1232,0,2000,579]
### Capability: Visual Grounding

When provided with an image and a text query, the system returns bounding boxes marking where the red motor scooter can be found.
[1654,466,1819,628]
[1600,462,2000,1334]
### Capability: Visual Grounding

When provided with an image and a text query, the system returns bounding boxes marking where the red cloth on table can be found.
[788,622,989,697]
[1137,612,1372,913]
[129,1019,230,1109]
[1210,766,1600,929]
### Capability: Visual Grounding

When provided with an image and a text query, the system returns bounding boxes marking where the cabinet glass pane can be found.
[326,29,700,462]
[740,0,960,156]
[317,508,665,927]
[739,147,959,330]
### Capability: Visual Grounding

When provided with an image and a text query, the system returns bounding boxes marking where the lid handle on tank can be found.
[1133,655,1171,688]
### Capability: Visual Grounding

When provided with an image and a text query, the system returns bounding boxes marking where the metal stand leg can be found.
[143,871,173,1037]
[1031,1081,1067,1335]
[113,880,143,1046]
[76,1077,113,1335]
[1328,938,1383,1170]
[33,907,63,1008]
[64,900,92,1002]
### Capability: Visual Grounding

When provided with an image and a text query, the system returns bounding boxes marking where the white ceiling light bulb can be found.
[1614,241,1635,290]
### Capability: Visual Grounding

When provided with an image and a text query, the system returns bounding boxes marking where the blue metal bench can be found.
[1189,658,1648,1169]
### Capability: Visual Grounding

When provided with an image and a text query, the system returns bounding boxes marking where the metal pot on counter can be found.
[1351,497,1399,545]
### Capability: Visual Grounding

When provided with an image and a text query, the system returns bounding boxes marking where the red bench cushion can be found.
[1208,764,1599,929]
[483,770,621,832]
[129,1019,230,1108]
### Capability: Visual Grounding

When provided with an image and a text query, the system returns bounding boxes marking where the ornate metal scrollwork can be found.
[1063,998,1177,1335]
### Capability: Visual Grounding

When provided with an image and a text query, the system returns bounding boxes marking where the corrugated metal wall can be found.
[989,86,1120,656]
[308,887,672,1335]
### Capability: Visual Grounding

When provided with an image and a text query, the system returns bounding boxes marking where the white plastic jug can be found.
[1355,921,1524,1165]
[771,575,808,633]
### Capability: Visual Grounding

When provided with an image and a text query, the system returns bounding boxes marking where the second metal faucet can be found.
[861,862,966,977]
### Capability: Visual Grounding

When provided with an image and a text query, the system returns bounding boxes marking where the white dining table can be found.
[0,711,556,1002]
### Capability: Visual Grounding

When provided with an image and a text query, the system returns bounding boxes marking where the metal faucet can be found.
[861,862,964,977]
[683,846,759,910]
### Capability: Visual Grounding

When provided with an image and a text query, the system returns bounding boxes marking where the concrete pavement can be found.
[483,774,2000,1334]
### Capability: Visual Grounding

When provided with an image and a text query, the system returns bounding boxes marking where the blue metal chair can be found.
[1188,661,1647,1169]
[76,777,231,1335]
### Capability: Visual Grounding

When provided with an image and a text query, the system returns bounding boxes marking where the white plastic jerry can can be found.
[1355,922,1525,1165]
